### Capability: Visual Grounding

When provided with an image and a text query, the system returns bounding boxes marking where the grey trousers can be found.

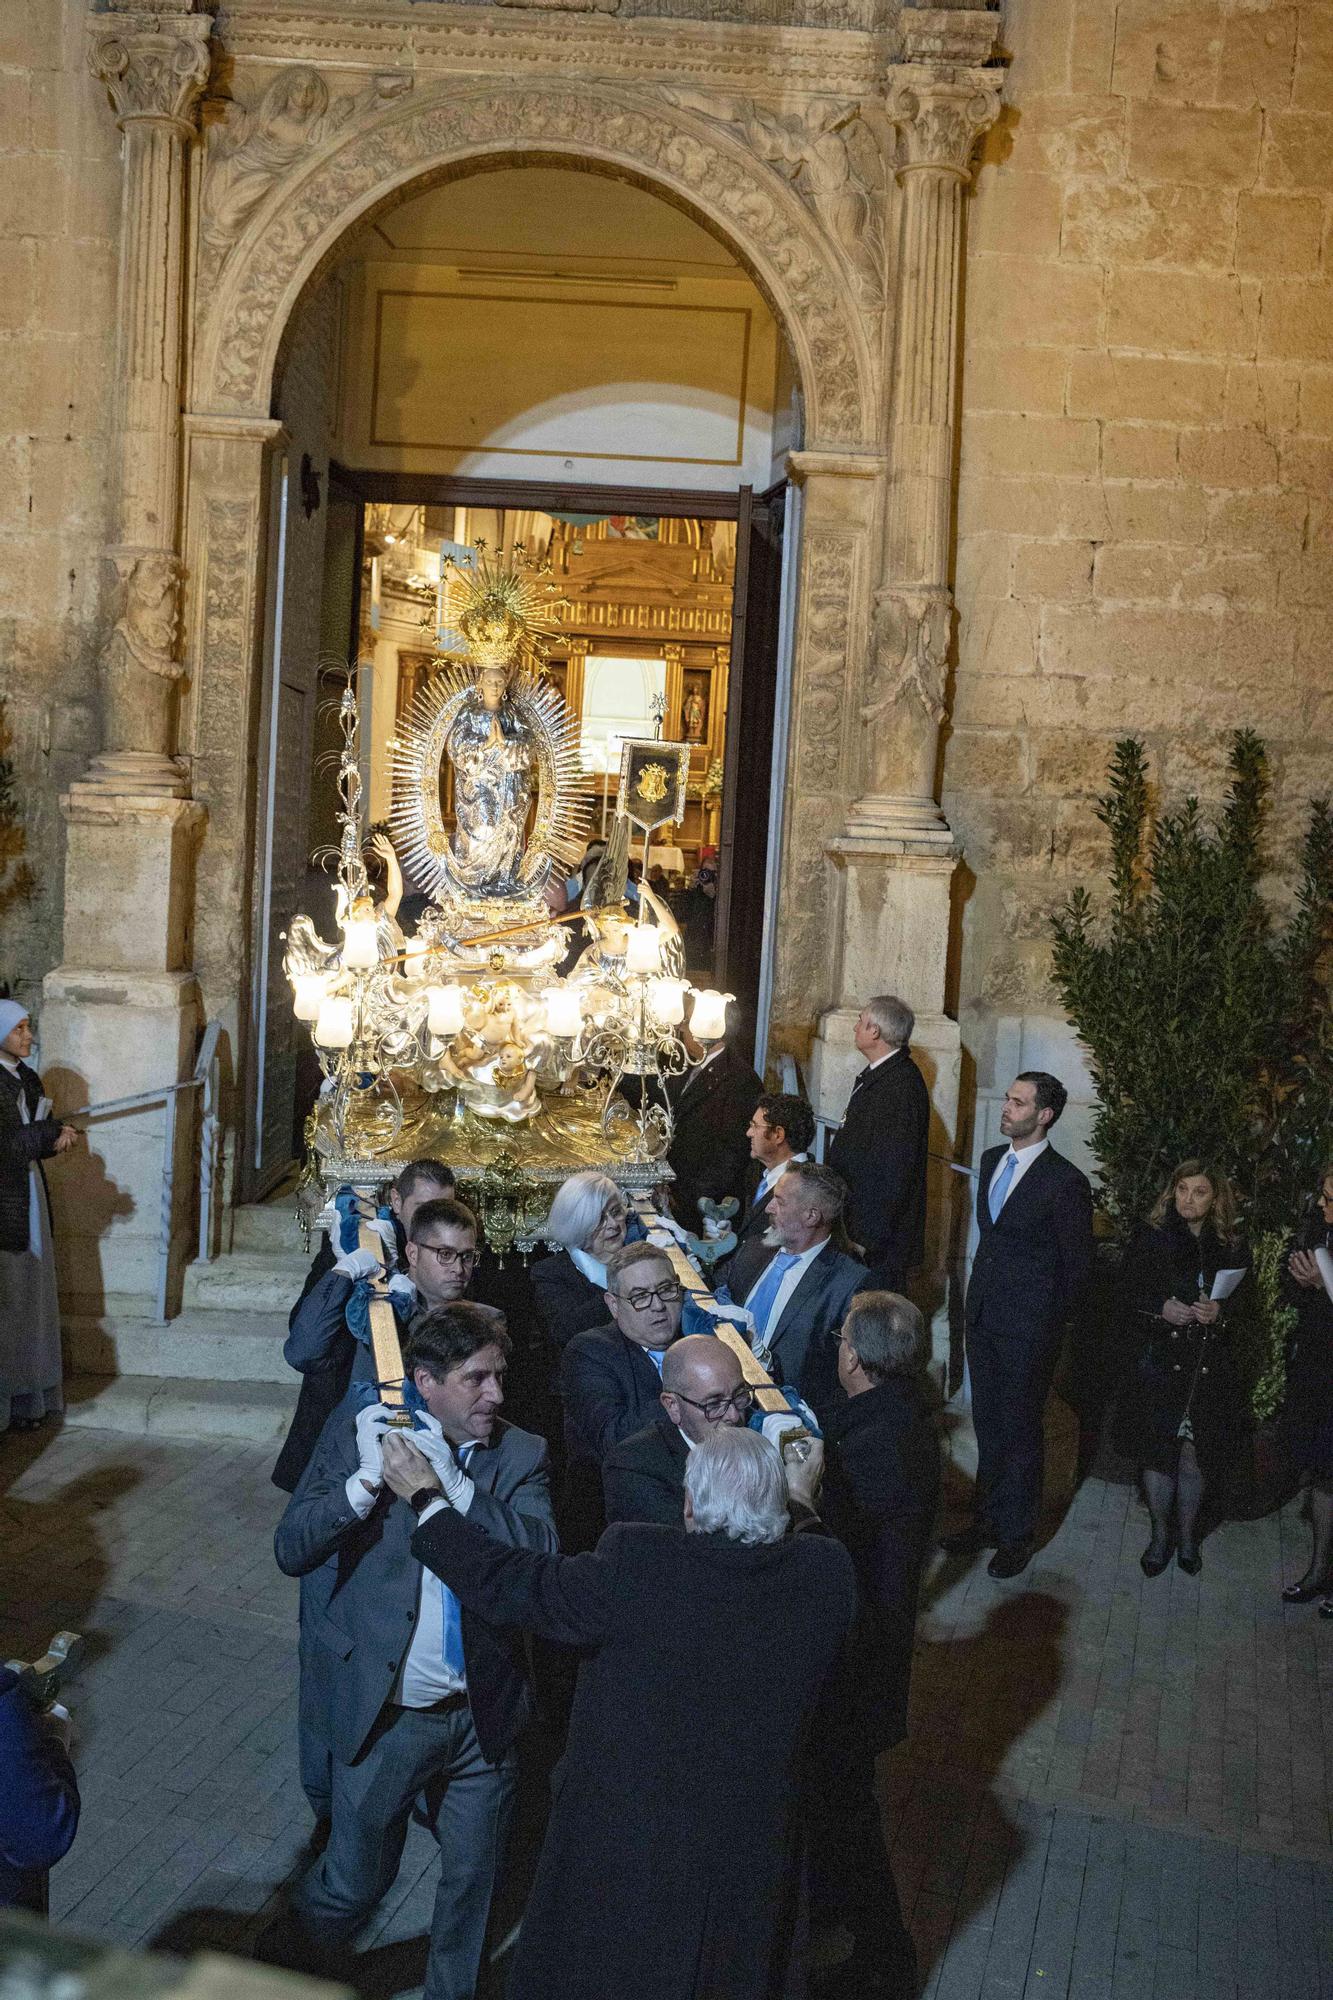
[295,1699,516,2000]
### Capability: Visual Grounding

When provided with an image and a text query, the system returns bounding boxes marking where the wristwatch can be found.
[408,1485,442,1516]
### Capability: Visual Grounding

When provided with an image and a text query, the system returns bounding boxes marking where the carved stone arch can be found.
[192,78,878,449]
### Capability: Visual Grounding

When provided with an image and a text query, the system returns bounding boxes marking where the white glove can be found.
[368,1216,399,1253]
[333,1245,382,1282]
[386,1273,416,1307]
[346,1403,394,1517]
[702,1216,728,1241]
[761,1410,806,1453]
[406,1426,475,1513]
[645,1227,682,1252]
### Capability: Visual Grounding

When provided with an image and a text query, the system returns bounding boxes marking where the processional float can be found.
[283,544,790,1420]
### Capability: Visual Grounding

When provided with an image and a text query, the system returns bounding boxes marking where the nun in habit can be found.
[0,1000,75,1433]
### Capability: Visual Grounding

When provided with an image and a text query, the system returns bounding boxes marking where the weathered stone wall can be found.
[0,2,118,1016]
[947,0,1333,1130]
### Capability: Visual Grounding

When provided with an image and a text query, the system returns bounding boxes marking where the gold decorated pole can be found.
[356,1208,412,1422]
[631,1196,790,1417]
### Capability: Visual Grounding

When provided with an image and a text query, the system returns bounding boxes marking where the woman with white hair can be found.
[0,1001,77,1434]
[531,1170,629,1356]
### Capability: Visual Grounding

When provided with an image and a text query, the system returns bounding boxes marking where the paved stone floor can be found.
[2,1404,1331,1998]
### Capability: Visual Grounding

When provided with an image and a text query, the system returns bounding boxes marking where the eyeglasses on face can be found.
[618,1280,682,1311]
[418,1242,477,1269]
[670,1386,754,1423]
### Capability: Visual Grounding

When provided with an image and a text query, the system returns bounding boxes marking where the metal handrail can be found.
[65,1021,223,1322]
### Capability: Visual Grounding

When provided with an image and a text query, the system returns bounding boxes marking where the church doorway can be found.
[242,164,799,1196]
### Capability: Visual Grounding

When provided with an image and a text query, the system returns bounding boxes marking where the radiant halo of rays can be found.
[390,659,589,907]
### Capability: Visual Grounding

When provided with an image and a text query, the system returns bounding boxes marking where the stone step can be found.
[231,1200,310,1256]
[64,1308,295,1385]
[62,1373,297,1445]
[182,1249,309,1315]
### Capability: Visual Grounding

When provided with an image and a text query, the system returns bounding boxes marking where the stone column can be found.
[39,11,213,1330]
[808,20,1002,1345]
[855,47,1004,843]
[86,8,213,794]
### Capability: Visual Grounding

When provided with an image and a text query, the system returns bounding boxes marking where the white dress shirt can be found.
[745,1235,828,1347]
[989,1137,1048,1213]
[568,1246,609,1290]
[752,1151,809,1207]
[397,1424,479,1707]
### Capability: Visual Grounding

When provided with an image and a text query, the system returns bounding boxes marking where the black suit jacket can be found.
[530,1251,609,1354]
[411,1510,856,2000]
[826,1049,930,1280]
[665,1044,763,1228]
[967,1142,1094,1347]
[558,1322,676,1549]
[274,1414,556,1766]
[602,1414,688,1526]
[821,1380,941,1749]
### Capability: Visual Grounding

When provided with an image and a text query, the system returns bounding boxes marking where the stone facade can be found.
[1,0,1329,1327]
[947,1,1333,1155]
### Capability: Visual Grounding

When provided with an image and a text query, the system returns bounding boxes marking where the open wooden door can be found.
[714,480,787,1036]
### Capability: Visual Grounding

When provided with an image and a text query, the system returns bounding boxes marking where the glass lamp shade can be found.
[292,973,327,1022]
[341,914,379,970]
[624,923,662,974]
[690,989,733,1041]
[544,986,584,1038]
[313,995,355,1048]
[647,975,689,1026]
[426,984,465,1037]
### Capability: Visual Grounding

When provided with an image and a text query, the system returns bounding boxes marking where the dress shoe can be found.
[987,1542,1033,1580]
[940,1522,996,1556]
[1140,1541,1172,1578]
[1177,1546,1202,1576]
[1319,1597,1333,1620]
[1282,1574,1333,1604]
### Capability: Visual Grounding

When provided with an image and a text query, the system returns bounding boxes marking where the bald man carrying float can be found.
[602,1335,822,1527]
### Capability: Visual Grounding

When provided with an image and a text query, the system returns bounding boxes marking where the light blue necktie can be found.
[745,1252,800,1344]
[988,1152,1017,1223]
[440,1441,476,1678]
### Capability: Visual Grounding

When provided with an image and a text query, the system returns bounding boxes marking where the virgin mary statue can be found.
[446,654,534,897]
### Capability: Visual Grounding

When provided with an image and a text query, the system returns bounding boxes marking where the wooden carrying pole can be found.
[631,1196,789,1415]
[357,1212,411,1420]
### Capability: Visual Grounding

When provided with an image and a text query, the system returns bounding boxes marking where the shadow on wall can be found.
[41,1064,136,1332]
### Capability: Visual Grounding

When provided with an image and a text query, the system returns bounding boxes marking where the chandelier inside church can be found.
[283,544,731,1191]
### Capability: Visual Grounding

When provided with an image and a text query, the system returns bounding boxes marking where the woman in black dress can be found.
[1280,1165,1333,1615]
[1120,1160,1248,1576]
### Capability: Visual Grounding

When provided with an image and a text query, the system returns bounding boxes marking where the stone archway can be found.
[191,80,879,445]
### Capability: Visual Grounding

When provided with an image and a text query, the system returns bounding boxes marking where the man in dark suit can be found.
[274,1159,456,1495]
[262,1303,556,2000]
[665,1009,763,1229]
[810,1291,941,1999]
[380,1425,857,2000]
[557,1241,683,1546]
[946,1071,1094,1579]
[732,1161,868,1415]
[601,1333,753,1525]
[826,995,931,1292]
[715,1091,815,1282]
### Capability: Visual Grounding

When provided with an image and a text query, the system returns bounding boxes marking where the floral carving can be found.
[888,67,1004,180]
[199,82,872,445]
[88,15,212,131]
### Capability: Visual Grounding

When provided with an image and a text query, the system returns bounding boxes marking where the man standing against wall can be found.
[826,996,930,1293]
[945,1073,1094,1580]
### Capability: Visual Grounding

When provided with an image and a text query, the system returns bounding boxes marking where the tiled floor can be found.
[2,1403,1331,1997]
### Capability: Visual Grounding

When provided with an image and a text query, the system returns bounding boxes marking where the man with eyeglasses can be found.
[557,1242,684,1547]
[602,1334,752,1526]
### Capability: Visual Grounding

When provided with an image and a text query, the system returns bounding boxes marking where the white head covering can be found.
[0,999,30,1044]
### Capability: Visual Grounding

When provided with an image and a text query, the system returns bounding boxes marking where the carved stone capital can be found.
[88,12,212,135]
[887,63,1003,181]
